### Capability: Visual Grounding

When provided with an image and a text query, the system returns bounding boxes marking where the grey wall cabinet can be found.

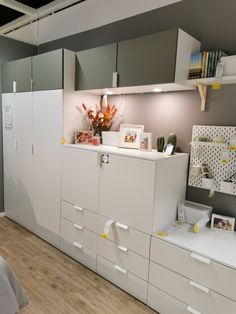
[32,49,63,91]
[117,29,178,87]
[2,57,32,93]
[75,43,117,90]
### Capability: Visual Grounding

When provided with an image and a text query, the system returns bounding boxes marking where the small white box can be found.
[220,181,234,194]
[221,55,236,76]
[102,131,118,146]
[178,201,212,225]
[202,177,214,189]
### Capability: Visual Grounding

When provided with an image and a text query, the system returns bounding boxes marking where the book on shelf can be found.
[188,50,228,80]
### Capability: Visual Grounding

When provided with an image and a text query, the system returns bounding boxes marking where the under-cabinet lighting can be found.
[153,88,163,92]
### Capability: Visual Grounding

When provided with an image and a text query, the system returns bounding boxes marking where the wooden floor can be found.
[0,217,156,314]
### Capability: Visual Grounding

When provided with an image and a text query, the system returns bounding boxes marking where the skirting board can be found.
[0,212,5,218]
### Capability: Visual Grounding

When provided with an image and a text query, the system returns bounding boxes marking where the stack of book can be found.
[188,50,227,80]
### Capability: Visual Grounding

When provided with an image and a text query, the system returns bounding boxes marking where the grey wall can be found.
[39,0,236,54]
[0,36,37,212]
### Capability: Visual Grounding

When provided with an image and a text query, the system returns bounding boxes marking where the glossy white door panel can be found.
[61,147,99,213]
[99,154,155,234]
[32,90,63,246]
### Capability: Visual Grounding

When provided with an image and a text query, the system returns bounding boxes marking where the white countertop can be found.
[153,223,236,270]
[63,144,189,161]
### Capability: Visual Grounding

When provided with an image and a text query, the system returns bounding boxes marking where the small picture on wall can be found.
[118,124,144,149]
[75,130,93,144]
[211,214,235,232]
[139,133,152,151]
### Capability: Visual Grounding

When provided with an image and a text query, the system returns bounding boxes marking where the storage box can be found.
[221,55,236,76]
[102,131,118,146]
[202,177,214,189]
[178,201,212,225]
[220,181,234,194]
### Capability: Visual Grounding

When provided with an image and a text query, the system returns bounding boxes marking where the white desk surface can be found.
[153,223,236,270]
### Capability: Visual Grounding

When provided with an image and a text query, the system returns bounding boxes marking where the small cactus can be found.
[157,136,165,152]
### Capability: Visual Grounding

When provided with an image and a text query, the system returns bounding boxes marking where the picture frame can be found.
[211,214,235,232]
[118,124,144,149]
[139,132,152,151]
[74,130,93,144]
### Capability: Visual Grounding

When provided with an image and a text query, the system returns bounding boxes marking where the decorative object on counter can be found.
[82,100,118,138]
[91,136,100,146]
[140,133,152,152]
[74,130,93,144]
[118,124,144,149]
[211,214,235,232]
[167,132,177,153]
[102,131,119,146]
[156,136,165,152]
[164,144,174,156]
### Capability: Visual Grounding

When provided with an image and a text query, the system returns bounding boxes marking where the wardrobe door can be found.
[32,90,63,247]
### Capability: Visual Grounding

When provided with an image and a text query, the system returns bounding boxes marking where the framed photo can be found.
[139,132,152,151]
[211,214,235,232]
[75,130,93,144]
[118,124,144,149]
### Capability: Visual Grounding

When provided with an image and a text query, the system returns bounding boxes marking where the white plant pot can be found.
[202,177,214,189]
[102,131,119,146]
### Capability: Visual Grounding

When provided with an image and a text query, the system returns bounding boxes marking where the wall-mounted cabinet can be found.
[75,43,117,90]
[75,29,200,94]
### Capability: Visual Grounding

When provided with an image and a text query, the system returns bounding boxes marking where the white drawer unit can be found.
[147,284,190,314]
[97,255,148,303]
[97,236,149,281]
[61,236,96,272]
[151,236,236,302]
[61,218,97,252]
[149,261,236,314]
[61,200,98,233]
[99,216,150,258]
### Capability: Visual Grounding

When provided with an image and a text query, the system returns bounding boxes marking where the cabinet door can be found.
[2,94,17,218]
[14,93,33,229]
[1,62,15,93]
[61,147,99,213]
[117,29,178,87]
[75,43,117,90]
[15,57,32,92]
[32,50,63,91]
[32,90,63,247]
[99,154,155,234]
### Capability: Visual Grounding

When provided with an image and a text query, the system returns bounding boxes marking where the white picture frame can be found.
[139,132,152,151]
[118,124,144,149]
[211,214,235,232]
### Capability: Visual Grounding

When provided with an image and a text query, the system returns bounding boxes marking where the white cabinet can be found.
[99,154,155,233]
[2,93,33,230]
[2,90,62,247]
[61,147,99,213]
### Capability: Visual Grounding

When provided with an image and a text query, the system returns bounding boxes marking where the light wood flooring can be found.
[0,217,156,314]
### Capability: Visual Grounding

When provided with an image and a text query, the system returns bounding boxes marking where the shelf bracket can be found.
[197,84,207,111]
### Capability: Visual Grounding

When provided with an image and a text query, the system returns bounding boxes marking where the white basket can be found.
[102,131,119,146]
[220,181,234,194]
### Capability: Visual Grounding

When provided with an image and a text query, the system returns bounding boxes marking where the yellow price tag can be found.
[156,231,168,238]
[61,136,66,144]
[212,82,221,90]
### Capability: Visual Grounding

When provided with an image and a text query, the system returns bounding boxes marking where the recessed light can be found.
[153,88,163,92]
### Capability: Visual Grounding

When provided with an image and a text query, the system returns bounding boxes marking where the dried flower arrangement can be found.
[82,100,118,136]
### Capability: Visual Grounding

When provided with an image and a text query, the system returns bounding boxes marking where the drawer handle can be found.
[114,265,127,275]
[115,222,129,230]
[73,205,84,212]
[73,223,84,231]
[117,245,128,252]
[73,241,83,250]
[187,306,202,314]
[190,253,211,265]
[190,281,209,294]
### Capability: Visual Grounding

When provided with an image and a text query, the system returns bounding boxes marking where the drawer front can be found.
[149,262,236,314]
[61,200,98,233]
[148,284,189,314]
[98,237,149,281]
[97,255,148,303]
[60,236,96,272]
[151,237,236,301]
[61,218,97,252]
[99,215,150,258]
